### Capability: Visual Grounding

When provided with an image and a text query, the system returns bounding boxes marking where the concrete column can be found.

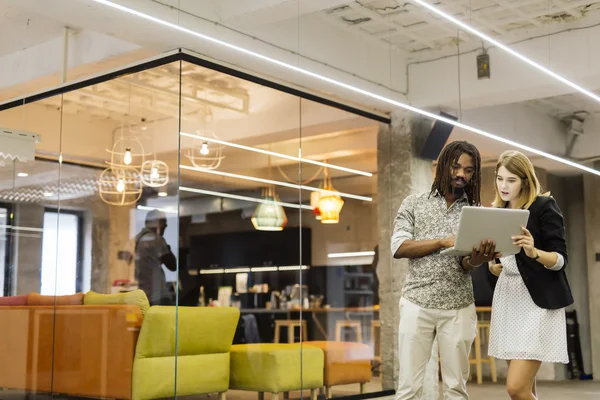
[108,205,133,291]
[583,162,600,379]
[547,174,592,379]
[377,110,438,396]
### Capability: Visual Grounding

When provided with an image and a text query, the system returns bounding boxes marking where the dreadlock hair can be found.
[430,140,482,206]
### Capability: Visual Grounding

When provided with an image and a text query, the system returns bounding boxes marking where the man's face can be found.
[157,221,167,236]
[449,153,475,193]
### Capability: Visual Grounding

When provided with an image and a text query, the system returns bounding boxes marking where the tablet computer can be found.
[440,206,530,257]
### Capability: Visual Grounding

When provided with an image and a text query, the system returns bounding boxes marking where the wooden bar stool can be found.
[274,320,308,343]
[335,320,363,342]
[370,320,381,363]
[468,320,497,384]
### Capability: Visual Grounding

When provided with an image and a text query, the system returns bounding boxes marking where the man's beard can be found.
[449,178,467,197]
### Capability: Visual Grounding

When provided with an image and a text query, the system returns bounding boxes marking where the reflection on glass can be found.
[0,207,7,295]
[0,56,389,400]
[41,211,80,295]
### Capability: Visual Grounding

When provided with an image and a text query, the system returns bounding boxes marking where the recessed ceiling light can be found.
[17,172,28,177]
[90,0,600,177]
[158,192,168,197]
[43,192,53,197]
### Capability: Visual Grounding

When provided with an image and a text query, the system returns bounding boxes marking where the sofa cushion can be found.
[0,294,28,306]
[229,343,324,392]
[28,292,84,306]
[84,290,150,316]
[304,341,372,386]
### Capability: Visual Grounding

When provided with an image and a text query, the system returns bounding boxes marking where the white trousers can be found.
[396,297,477,400]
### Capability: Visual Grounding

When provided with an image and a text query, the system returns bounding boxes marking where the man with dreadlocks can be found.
[391,140,501,400]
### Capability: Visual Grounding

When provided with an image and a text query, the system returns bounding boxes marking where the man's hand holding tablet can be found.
[461,240,502,271]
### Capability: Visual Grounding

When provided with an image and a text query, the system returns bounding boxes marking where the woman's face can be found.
[496,165,523,203]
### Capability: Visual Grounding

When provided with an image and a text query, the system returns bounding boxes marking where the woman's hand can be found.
[489,262,503,277]
[512,227,537,258]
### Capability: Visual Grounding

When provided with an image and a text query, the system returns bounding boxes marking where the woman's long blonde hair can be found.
[492,150,548,209]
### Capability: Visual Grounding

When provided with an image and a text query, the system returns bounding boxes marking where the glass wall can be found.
[0,54,386,399]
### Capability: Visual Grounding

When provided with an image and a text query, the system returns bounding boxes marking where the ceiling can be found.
[528,90,600,120]
[0,2,67,57]
[319,0,600,60]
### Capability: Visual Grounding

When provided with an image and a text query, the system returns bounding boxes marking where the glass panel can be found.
[0,97,62,396]
[53,60,182,399]
[0,206,8,295]
[177,59,303,398]
[298,95,382,397]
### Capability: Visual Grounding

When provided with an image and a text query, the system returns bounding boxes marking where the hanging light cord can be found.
[276,164,323,185]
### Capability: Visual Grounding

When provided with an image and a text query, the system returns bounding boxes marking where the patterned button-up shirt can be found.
[391,191,474,310]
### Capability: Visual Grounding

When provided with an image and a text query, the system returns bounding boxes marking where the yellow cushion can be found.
[132,306,240,399]
[134,306,240,359]
[84,290,150,316]
[132,353,230,399]
[230,343,324,392]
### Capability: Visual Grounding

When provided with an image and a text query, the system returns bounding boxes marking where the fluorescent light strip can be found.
[411,0,600,104]
[198,266,307,274]
[179,186,314,210]
[251,266,278,272]
[180,165,372,202]
[137,205,178,214]
[180,132,372,177]
[90,0,600,177]
[227,267,251,273]
[200,269,225,275]
[328,251,376,258]
[278,265,309,271]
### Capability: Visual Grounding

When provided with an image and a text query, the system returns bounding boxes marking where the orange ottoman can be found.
[306,341,372,398]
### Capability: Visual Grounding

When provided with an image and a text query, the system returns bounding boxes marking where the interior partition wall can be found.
[0,49,392,400]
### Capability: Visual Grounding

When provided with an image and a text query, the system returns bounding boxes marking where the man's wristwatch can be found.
[531,249,541,260]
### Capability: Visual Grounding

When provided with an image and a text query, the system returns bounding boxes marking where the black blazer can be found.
[488,196,574,310]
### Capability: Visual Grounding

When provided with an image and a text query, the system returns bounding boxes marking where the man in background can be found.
[135,210,177,306]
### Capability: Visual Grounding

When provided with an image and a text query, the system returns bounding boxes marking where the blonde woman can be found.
[487,150,573,400]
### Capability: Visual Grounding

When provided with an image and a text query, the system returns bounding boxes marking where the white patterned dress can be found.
[488,255,569,363]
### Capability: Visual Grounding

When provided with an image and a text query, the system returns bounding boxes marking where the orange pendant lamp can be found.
[317,166,344,224]
[310,191,322,220]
